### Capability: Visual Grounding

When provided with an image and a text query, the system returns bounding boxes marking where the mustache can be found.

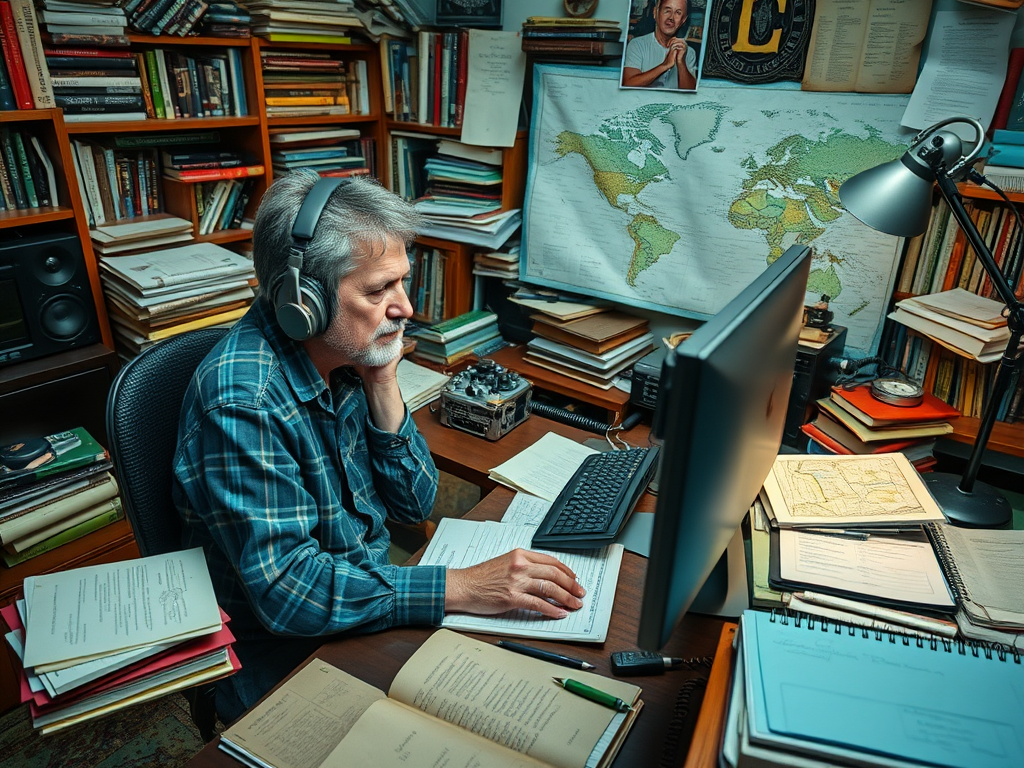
[374,318,407,339]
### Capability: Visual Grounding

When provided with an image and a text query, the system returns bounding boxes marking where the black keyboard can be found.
[531,446,660,549]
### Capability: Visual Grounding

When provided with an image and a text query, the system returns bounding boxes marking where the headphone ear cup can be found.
[297,274,330,337]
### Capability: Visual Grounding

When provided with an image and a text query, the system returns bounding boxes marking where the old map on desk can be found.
[761,453,945,528]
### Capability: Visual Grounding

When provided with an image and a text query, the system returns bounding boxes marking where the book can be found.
[220,630,642,768]
[761,452,947,528]
[0,471,119,544]
[816,397,955,442]
[395,358,449,412]
[801,0,930,93]
[829,382,961,427]
[5,495,122,553]
[0,427,107,490]
[735,609,1022,768]
[890,306,1017,362]
[800,413,924,457]
[531,311,648,355]
[409,309,497,343]
[8,0,54,108]
[409,322,500,359]
[2,500,123,566]
[0,2,33,109]
[162,164,264,182]
[902,288,1009,329]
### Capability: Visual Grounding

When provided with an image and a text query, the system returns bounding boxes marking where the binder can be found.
[739,610,1024,768]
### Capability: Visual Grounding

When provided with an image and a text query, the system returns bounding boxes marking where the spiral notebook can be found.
[737,610,1024,768]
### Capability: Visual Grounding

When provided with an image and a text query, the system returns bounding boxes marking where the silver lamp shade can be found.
[838,156,935,238]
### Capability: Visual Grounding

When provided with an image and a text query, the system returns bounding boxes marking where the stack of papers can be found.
[90,214,194,255]
[99,242,256,360]
[487,432,599,501]
[2,548,238,734]
[891,288,1022,362]
[395,358,449,411]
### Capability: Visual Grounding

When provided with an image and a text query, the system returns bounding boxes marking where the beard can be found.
[326,316,406,368]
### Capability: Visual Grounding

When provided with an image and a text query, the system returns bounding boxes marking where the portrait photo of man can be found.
[621,0,707,92]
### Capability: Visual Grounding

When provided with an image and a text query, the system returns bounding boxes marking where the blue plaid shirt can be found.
[172,299,445,650]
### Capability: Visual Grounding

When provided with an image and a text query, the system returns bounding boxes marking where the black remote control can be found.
[610,650,674,676]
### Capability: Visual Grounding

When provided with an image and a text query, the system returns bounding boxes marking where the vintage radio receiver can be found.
[440,359,532,441]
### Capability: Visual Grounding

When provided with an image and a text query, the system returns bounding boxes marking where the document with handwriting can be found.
[488,432,598,501]
[420,518,622,642]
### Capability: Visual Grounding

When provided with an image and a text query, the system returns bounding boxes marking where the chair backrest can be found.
[106,328,229,557]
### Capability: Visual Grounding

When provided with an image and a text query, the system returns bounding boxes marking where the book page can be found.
[777,529,955,609]
[801,0,868,91]
[488,432,599,501]
[389,630,639,768]
[321,699,548,768]
[420,518,622,642]
[221,658,386,768]
[935,525,1024,626]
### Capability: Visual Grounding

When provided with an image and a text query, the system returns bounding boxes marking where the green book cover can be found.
[144,49,165,119]
[11,129,38,208]
[0,126,28,209]
[3,499,122,567]
[0,427,107,489]
[414,310,497,343]
[113,130,220,149]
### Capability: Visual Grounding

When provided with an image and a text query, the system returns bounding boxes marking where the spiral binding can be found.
[768,609,1021,664]
[924,522,968,604]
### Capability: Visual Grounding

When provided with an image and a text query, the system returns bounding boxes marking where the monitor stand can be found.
[690,527,749,618]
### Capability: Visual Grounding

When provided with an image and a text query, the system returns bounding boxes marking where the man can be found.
[172,171,586,722]
[622,0,697,90]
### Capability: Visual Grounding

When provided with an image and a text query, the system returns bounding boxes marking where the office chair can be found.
[105,327,229,742]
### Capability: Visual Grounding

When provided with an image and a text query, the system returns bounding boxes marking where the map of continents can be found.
[523,66,912,354]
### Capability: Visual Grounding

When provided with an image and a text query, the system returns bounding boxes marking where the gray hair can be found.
[252,170,422,312]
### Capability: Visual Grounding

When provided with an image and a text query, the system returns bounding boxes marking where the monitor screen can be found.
[638,245,812,650]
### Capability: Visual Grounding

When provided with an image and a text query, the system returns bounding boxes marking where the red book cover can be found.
[0,0,34,109]
[801,422,850,454]
[433,31,442,126]
[43,47,134,58]
[991,47,1024,132]
[940,233,966,293]
[165,164,264,182]
[830,384,961,427]
[454,28,469,127]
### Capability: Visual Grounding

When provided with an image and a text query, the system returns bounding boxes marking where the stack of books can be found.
[38,0,126,41]
[525,310,653,390]
[0,125,59,212]
[414,142,504,220]
[0,427,119,568]
[804,383,960,469]
[90,213,194,255]
[196,0,251,37]
[123,0,214,36]
[45,45,144,121]
[408,310,502,366]
[247,0,362,44]
[260,50,360,117]
[1,548,238,734]
[521,17,623,62]
[472,239,520,279]
[983,129,1024,185]
[268,126,373,178]
[0,0,55,109]
[891,288,1023,363]
[98,241,256,360]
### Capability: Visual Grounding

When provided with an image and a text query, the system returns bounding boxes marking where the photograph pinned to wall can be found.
[621,0,712,92]
[436,0,501,28]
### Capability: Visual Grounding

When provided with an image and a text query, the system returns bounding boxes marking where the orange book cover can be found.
[830,384,960,427]
[940,234,966,292]
[164,164,264,183]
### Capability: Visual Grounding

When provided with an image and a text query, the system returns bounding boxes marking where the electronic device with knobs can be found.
[439,359,533,440]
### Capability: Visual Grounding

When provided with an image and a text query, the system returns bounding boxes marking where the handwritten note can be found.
[460,30,527,147]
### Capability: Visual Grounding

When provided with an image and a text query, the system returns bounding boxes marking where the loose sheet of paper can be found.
[499,492,552,527]
[488,432,599,501]
[23,547,221,670]
[777,529,954,608]
[420,518,622,642]
[460,30,527,147]
[902,8,1015,139]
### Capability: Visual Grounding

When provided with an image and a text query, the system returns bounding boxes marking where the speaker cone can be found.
[29,243,79,287]
[40,295,89,340]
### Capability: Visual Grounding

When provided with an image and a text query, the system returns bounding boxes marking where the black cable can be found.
[530,401,611,435]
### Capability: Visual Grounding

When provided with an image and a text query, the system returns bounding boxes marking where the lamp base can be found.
[923,472,1013,528]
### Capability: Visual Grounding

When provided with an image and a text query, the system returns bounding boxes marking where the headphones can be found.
[274,177,353,341]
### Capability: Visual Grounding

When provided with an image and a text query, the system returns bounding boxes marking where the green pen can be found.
[553,678,633,713]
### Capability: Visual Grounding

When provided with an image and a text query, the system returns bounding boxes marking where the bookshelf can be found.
[886,183,1024,458]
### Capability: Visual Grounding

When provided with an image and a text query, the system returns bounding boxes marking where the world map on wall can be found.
[522,66,913,354]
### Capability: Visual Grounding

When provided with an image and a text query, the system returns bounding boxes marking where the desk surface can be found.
[186,486,725,768]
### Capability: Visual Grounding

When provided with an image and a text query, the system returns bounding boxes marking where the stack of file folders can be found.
[2,548,238,735]
[803,382,961,471]
[524,308,653,390]
[98,241,256,360]
[0,427,120,567]
[721,609,1024,768]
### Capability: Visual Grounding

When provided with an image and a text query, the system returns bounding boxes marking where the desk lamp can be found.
[839,116,1021,528]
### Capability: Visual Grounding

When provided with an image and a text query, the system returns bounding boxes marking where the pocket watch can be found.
[869,377,924,407]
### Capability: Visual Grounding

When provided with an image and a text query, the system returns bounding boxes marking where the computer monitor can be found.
[638,244,812,650]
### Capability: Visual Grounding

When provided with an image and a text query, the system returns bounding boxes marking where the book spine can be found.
[154,48,176,119]
[0,127,27,209]
[24,135,50,206]
[50,75,141,88]
[135,51,156,118]
[169,164,264,182]
[43,47,135,58]
[0,43,16,109]
[46,56,137,70]
[48,33,131,46]
[90,143,116,222]
[454,29,468,128]
[0,0,33,108]
[0,145,15,210]
[10,129,37,208]
[9,0,54,108]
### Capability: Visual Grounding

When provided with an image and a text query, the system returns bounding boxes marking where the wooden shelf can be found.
[945,416,1024,459]
[66,116,262,134]
[256,40,376,53]
[126,32,253,46]
[0,207,76,228]
[957,182,1024,203]
[199,228,254,244]
[0,108,63,124]
[266,114,381,127]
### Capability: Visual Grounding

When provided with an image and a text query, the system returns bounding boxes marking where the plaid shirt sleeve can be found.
[177,401,445,637]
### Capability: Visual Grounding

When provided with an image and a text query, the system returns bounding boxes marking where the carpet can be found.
[0,694,205,768]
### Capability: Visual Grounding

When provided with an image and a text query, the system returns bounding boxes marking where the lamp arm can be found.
[911,116,986,177]
[932,168,1024,495]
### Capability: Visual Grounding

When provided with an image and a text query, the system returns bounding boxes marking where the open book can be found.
[220,629,642,768]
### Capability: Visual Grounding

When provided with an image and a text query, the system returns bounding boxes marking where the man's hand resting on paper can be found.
[445,549,587,619]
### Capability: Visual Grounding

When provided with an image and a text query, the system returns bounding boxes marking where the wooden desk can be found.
[185,487,726,768]
[413,403,654,493]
